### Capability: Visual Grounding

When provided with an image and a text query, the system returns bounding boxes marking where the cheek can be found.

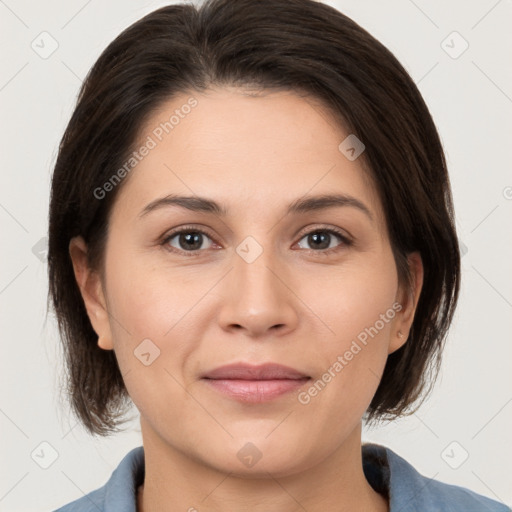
[104,244,208,337]
[101,247,202,379]
[300,252,398,402]
[102,258,204,418]
[311,250,399,343]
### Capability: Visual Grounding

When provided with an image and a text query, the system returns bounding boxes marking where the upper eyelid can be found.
[296,225,351,240]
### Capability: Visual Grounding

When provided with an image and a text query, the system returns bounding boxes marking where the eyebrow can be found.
[139,193,373,222]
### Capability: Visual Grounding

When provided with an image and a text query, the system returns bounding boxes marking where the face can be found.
[71,87,422,477]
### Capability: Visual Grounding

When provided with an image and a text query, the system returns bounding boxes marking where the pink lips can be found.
[201,363,310,403]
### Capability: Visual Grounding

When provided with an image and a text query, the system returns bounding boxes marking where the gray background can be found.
[1,0,511,510]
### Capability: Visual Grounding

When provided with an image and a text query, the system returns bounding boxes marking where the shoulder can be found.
[52,446,144,512]
[363,443,510,512]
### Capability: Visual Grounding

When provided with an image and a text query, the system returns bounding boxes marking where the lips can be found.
[201,362,309,380]
[201,363,311,403]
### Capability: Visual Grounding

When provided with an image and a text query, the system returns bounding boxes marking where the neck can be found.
[137,421,388,512]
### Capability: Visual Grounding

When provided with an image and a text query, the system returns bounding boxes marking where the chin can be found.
[201,434,320,479]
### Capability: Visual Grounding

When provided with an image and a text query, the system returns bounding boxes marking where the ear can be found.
[389,251,424,354]
[68,236,114,350]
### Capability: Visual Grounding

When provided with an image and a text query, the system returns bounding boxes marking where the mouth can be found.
[201,362,311,403]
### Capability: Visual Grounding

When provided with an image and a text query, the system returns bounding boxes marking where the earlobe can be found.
[68,236,114,350]
[389,251,424,354]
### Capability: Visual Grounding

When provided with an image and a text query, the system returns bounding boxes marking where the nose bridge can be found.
[234,235,285,306]
[218,234,298,334]
[240,241,279,288]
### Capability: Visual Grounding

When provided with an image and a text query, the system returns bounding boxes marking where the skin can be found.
[70,87,423,512]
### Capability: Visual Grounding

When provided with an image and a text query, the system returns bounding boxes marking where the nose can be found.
[217,245,299,338]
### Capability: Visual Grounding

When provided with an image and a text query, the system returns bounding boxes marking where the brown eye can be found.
[163,228,216,254]
[296,228,352,254]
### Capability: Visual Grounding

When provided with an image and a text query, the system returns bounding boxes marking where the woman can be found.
[48,0,507,510]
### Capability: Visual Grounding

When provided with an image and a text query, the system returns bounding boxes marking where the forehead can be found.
[111,87,384,229]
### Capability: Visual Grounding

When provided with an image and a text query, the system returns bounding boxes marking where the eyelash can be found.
[161,224,353,258]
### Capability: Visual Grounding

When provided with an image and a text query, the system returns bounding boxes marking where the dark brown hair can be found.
[48,0,460,436]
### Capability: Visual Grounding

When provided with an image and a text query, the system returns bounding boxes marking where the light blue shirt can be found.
[53,443,509,511]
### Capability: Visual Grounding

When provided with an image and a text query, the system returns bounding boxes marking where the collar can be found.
[57,443,508,511]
